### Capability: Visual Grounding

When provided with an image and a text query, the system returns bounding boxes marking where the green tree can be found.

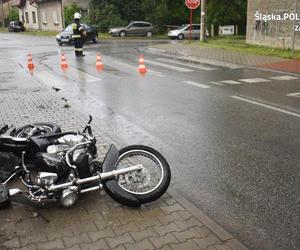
[7,8,19,22]
[141,0,169,33]
[64,3,81,27]
[89,0,126,32]
[87,0,246,35]
[207,0,247,35]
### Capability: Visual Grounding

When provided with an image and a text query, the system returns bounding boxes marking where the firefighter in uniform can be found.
[72,12,85,57]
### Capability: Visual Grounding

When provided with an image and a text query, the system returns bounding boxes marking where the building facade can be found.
[13,0,63,31]
[246,0,300,50]
[38,0,63,31]
[11,0,88,31]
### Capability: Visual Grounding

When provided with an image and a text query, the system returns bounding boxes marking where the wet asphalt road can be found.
[1,33,300,250]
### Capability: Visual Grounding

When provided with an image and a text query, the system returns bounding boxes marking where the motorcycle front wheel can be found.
[116,145,171,204]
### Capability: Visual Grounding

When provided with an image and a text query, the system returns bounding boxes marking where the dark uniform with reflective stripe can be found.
[72,20,84,56]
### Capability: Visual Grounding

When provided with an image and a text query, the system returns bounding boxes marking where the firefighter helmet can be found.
[74,12,81,19]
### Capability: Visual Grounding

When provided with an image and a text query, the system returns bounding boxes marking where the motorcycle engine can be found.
[36,172,58,187]
[35,153,68,177]
[47,135,87,161]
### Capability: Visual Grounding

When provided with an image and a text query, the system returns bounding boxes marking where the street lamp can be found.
[292,0,298,57]
[200,0,206,42]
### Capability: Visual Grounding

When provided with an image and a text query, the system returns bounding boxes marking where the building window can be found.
[42,11,47,24]
[32,11,36,24]
[25,12,29,23]
[53,11,58,25]
[21,15,24,23]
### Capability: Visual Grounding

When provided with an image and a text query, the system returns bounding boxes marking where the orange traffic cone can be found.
[27,53,35,71]
[60,53,69,70]
[96,53,104,71]
[138,55,147,74]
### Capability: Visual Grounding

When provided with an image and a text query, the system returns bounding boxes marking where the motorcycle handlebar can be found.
[82,115,93,136]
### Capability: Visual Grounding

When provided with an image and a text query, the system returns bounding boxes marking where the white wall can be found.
[39,1,63,31]
[18,0,39,30]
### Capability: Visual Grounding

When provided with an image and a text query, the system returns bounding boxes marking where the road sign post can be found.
[185,0,201,43]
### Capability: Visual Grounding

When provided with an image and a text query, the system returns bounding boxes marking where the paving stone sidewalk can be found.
[150,43,300,74]
[0,61,248,250]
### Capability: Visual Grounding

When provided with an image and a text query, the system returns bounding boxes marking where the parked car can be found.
[8,21,25,32]
[56,24,98,45]
[168,24,208,40]
[109,21,154,38]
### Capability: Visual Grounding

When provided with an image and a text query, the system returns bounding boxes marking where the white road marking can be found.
[239,78,271,83]
[184,81,211,89]
[157,58,216,71]
[174,55,244,69]
[269,75,299,81]
[104,58,165,77]
[220,80,242,85]
[145,59,194,72]
[232,96,300,118]
[287,92,300,97]
[210,81,224,86]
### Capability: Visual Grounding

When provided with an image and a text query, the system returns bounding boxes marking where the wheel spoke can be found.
[116,150,164,195]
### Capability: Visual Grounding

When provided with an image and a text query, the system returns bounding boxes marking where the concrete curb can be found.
[168,189,249,250]
[146,46,300,77]
[146,47,244,69]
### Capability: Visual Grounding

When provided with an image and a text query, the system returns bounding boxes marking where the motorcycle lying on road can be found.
[0,116,171,208]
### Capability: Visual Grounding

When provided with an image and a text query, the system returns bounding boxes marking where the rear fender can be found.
[102,144,141,207]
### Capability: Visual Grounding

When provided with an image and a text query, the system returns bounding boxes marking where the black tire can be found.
[177,34,184,40]
[119,31,126,38]
[58,42,63,46]
[116,145,171,204]
[11,123,62,138]
[146,31,153,38]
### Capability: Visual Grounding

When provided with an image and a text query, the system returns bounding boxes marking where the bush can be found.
[89,3,126,32]
[64,3,81,27]
[8,8,19,22]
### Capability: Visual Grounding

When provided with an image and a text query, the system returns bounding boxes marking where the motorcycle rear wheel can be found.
[116,145,171,204]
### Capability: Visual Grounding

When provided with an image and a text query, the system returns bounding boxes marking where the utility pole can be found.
[292,0,298,57]
[200,0,206,42]
[0,0,4,28]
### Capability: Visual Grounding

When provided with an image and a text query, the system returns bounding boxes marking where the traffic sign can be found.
[185,0,200,10]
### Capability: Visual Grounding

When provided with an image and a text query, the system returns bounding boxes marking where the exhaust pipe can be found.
[49,165,143,191]
[80,184,103,194]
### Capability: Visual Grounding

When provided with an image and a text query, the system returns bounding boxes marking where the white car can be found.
[168,24,207,40]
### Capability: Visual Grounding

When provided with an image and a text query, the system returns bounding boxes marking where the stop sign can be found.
[185,0,201,9]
